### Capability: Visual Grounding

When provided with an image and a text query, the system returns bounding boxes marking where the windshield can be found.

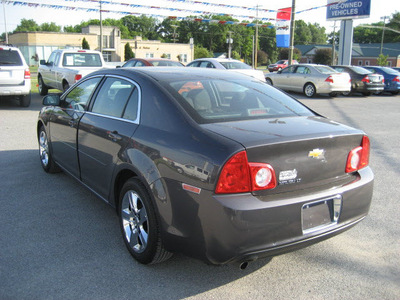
[219,61,252,70]
[62,53,102,67]
[166,78,315,124]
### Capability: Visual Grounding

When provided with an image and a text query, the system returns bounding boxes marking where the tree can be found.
[314,48,332,65]
[14,19,40,32]
[124,43,135,61]
[82,38,90,50]
[257,50,268,66]
[377,54,389,66]
[194,45,212,59]
[40,22,61,32]
[121,15,161,40]
[278,48,301,61]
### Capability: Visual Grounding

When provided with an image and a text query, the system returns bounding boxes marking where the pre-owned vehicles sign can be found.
[326,0,371,20]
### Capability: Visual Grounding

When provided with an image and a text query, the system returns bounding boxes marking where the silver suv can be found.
[0,46,31,107]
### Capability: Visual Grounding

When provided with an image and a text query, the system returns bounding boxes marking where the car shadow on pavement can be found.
[0,149,268,300]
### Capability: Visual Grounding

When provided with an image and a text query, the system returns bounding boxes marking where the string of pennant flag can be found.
[5,0,346,28]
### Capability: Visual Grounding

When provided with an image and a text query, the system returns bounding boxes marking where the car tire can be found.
[329,92,338,97]
[362,92,372,96]
[304,83,316,98]
[342,91,352,96]
[265,78,273,85]
[38,126,61,173]
[38,76,48,96]
[119,178,172,264]
[63,82,70,92]
[391,91,399,95]
[20,93,31,107]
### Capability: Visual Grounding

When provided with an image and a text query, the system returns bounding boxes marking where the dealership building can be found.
[7,25,193,65]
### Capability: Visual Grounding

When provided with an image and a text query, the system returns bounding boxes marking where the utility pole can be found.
[254,4,259,68]
[380,16,389,55]
[2,0,8,44]
[227,31,233,59]
[288,0,296,65]
[331,21,337,65]
[171,25,178,43]
[99,0,103,54]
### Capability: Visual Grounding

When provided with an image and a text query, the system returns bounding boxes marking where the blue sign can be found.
[326,0,371,21]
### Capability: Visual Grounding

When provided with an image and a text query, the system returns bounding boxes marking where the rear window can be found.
[166,78,315,124]
[351,66,372,75]
[0,50,23,66]
[314,65,337,74]
[62,53,102,67]
[151,60,183,67]
[219,61,252,70]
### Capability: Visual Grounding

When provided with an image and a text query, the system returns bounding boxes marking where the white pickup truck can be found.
[38,49,108,95]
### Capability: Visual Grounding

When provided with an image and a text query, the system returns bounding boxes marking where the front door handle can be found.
[107,131,122,142]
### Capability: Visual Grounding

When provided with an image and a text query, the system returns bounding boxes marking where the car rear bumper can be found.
[159,167,373,265]
[317,82,351,94]
[352,82,384,93]
[0,79,31,96]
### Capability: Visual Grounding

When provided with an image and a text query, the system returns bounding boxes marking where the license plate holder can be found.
[302,195,342,234]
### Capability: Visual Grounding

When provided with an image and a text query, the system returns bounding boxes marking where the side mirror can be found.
[39,59,46,65]
[43,94,60,106]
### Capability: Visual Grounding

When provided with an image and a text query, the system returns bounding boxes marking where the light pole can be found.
[380,16,389,55]
[288,0,296,65]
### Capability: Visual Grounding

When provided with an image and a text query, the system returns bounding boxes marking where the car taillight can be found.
[75,74,83,82]
[361,75,370,83]
[393,76,400,82]
[345,136,370,173]
[24,68,31,79]
[325,76,334,83]
[215,151,276,194]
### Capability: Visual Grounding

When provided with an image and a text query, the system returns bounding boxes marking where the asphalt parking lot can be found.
[1,92,399,299]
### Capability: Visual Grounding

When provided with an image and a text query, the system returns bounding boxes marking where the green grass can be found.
[30,66,39,94]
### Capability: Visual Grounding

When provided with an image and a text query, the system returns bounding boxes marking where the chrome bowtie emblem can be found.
[308,148,325,160]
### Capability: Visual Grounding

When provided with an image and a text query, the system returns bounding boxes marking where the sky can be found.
[1,0,399,34]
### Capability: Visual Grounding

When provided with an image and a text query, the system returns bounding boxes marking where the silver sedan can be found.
[265,64,351,97]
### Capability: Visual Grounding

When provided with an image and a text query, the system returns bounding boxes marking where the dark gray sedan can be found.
[37,67,373,267]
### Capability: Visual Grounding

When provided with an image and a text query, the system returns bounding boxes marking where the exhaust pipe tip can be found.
[239,261,249,270]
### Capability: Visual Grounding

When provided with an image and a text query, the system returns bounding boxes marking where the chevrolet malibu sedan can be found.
[37,67,373,266]
[265,64,351,97]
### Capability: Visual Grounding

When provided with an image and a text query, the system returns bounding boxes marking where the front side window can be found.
[63,77,102,110]
[91,77,137,119]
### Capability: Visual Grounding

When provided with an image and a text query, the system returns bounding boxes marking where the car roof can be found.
[192,58,241,63]
[93,66,256,82]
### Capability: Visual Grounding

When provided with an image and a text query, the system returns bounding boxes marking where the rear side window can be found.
[0,50,23,66]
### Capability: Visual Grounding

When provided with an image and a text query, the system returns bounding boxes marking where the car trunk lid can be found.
[202,116,365,194]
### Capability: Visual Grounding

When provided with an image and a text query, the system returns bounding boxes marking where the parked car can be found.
[364,66,400,95]
[121,58,184,67]
[392,67,400,72]
[331,65,384,96]
[38,49,109,95]
[0,45,31,107]
[186,58,266,82]
[268,59,298,72]
[265,64,351,97]
[38,67,373,266]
